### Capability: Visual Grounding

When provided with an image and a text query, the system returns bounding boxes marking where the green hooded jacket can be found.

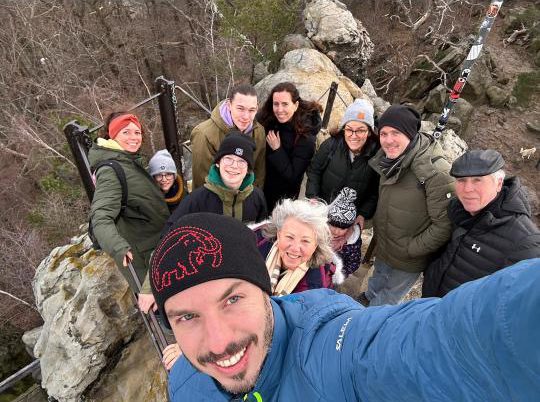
[88,139,170,292]
[369,133,455,272]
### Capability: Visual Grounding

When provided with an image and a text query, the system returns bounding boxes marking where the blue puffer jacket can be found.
[168,258,540,401]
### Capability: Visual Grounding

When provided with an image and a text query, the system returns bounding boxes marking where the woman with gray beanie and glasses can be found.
[148,149,184,213]
[306,98,380,230]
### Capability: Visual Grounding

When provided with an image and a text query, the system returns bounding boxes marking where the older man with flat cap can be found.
[152,212,540,401]
[423,149,540,297]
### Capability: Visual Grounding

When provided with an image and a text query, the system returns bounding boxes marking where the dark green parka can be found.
[88,139,170,292]
[369,133,455,273]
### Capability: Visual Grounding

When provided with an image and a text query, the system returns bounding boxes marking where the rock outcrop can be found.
[304,0,374,86]
[255,48,366,133]
[32,233,167,402]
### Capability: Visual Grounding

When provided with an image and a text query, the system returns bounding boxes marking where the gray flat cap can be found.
[450,149,505,178]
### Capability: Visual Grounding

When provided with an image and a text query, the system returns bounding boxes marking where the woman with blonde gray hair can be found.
[254,198,344,296]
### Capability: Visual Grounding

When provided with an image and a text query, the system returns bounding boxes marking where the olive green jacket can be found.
[368,133,455,273]
[88,139,170,292]
[190,101,266,189]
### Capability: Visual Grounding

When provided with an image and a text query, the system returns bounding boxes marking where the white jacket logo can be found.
[336,317,352,351]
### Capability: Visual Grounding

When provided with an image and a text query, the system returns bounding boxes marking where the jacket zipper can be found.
[232,194,238,218]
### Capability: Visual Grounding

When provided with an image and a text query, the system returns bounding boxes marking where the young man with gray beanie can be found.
[360,104,455,306]
[306,98,380,229]
[151,212,540,401]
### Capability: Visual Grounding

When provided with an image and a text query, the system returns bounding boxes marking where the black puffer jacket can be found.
[263,111,321,211]
[422,177,540,297]
[305,134,379,219]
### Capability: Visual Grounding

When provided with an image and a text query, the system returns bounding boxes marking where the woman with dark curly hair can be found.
[257,82,322,210]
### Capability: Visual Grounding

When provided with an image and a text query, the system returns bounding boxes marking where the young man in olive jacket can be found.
[190,84,266,190]
[360,105,455,306]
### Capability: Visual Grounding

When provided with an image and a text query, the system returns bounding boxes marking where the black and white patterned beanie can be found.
[328,187,357,229]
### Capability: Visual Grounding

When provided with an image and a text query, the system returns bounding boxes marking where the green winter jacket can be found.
[88,139,170,292]
[368,133,455,273]
[190,101,266,189]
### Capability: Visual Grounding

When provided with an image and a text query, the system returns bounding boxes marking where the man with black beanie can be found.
[152,212,540,401]
[361,104,455,306]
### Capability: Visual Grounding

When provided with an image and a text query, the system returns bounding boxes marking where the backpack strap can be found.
[93,160,128,216]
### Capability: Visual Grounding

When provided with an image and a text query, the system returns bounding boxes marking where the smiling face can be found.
[154,173,175,193]
[343,121,370,155]
[165,279,273,394]
[272,90,299,123]
[217,154,248,190]
[276,217,318,270]
[455,175,503,215]
[113,122,142,153]
[379,126,411,159]
[229,93,258,132]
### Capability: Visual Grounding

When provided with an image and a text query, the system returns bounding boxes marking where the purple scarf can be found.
[219,101,254,135]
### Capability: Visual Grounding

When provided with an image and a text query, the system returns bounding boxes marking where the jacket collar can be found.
[241,298,288,400]
[369,133,431,183]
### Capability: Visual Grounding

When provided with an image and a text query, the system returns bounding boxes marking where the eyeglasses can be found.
[344,127,369,136]
[221,156,248,168]
[154,173,174,180]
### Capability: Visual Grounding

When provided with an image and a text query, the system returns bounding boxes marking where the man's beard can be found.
[188,295,274,395]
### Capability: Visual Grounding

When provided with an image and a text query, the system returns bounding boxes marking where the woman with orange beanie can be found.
[89,112,170,313]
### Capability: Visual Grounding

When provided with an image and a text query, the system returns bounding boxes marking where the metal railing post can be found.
[155,76,183,171]
[321,81,339,129]
[63,121,95,201]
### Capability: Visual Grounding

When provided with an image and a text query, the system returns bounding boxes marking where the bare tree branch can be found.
[0,290,38,312]
[0,142,28,159]
[414,54,449,88]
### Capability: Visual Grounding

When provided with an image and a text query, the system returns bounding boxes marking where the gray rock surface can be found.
[32,233,167,401]
[360,79,390,117]
[420,121,468,163]
[453,98,475,135]
[404,38,468,100]
[424,84,447,114]
[281,34,315,54]
[22,326,42,358]
[253,60,271,84]
[526,121,540,133]
[486,85,509,107]
[255,48,366,132]
[304,0,374,86]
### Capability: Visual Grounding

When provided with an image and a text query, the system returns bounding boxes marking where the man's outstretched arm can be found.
[345,258,540,401]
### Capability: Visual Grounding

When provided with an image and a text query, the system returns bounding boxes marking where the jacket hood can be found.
[449,176,532,226]
[209,100,231,133]
[210,100,263,135]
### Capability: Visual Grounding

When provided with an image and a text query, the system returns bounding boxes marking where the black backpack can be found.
[88,160,128,250]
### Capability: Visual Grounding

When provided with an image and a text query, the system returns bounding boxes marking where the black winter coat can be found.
[263,111,321,211]
[305,135,379,219]
[422,177,540,297]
